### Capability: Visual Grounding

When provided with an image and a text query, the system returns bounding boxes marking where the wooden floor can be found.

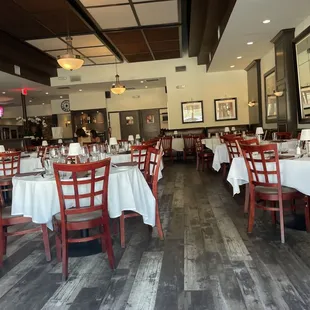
[1,163,310,309]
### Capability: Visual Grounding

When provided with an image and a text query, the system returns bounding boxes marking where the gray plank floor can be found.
[1,163,310,309]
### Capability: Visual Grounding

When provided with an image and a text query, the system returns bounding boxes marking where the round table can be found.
[172,138,184,152]
[11,166,155,230]
[201,137,221,152]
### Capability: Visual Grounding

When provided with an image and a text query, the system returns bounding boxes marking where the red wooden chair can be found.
[195,139,214,171]
[53,158,114,280]
[131,145,149,172]
[119,148,164,248]
[161,136,173,162]
[0,151,51,266]
[37,146,47,160]
[183,136,196,161]
[43,145,60,160]
[240,143,306,243]
[276,132,292,140]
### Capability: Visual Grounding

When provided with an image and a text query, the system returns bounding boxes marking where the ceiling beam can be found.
[0,30,57,86]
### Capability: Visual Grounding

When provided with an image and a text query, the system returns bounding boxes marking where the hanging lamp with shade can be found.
[111,58,126,95]
[57,2,84,71]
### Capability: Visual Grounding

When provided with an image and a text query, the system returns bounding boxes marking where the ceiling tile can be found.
[81,0,128,6]
[61,35,103,48]
[125,53,153,62]
[77,46,112,56]
[14,0,67,12]
[135,0,179,26]
[46,49,82,58]
[132,0,155,2]
[88,5,137,29]
[106,30,145,44]
[153,50,180,60]
[149,40,179,52]
[27,38,67,51]
[90,56,117,64]
[83,58,95,65]
[144,26,179,42]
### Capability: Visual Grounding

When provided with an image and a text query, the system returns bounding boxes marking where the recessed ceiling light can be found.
[145,86,148,88]
[60,96,63,99]
[45,92,49,95]
[140,81,144,83]
[79,89,82,92]
[42,102,45,105]
[2,92,5,94]
[237,56,242,59]
[230,65,235,68]
[263,19,271,24]
[29,100,32,103]
[247,41,254,45]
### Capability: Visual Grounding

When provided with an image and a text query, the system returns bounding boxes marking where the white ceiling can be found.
[209,0,310,72]
[0,71,166,106]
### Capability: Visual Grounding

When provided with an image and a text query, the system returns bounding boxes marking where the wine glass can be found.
[79,146,89,163]
[49,148,59,159]
[60,145,68,156]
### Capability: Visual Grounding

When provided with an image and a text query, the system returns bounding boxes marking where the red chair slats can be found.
[131,145,149,172]
[0,151,51,266]
[53,158,114,280]
[223,136,243,164]
[183,135,196,161]
[119,147,164,248]
[161,136,173,162]
[276,132,292,140]
[240,143,306,243]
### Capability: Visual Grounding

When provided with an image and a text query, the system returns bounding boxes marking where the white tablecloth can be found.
[227,156,310,196]
[212,139,298,172]
[172,138,184,152]
[201,138,221,152]
[11,166,155,229]
[20,157,42,173]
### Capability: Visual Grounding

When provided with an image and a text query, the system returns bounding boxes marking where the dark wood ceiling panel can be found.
[14,0,67,12]
[106,30,145,44]
[144,26,179,42]
[117,42,150,54]
[149,40,179,52]
[124,53,153,62]
[153,50,180,60]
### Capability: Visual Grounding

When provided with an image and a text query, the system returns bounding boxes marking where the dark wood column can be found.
[21,94,28,131]
[271,29,299,134]
[245,60,262,126]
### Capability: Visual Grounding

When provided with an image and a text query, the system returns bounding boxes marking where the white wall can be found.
[260,47,276,129]
[52,56,249,129]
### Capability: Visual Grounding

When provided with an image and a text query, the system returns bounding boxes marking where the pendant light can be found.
[57,3,84,71]
[111,59,126,95]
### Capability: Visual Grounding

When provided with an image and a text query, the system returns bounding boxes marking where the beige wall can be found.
[69,91,107,111]
[52,56,249,129]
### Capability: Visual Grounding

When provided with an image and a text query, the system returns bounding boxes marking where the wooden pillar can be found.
[21,93,28,131]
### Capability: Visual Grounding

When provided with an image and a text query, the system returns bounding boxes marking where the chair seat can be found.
[2,207,20,219]
[0,177,12,184]
[255,186,297,195]
[199,152,214,158]
[54,210,102,222]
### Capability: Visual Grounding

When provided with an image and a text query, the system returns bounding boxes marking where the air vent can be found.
[145,79,159,82]
[126,87,136,90]
[70,75,81,82]
[57,86,70,90]
[175,66,186,72]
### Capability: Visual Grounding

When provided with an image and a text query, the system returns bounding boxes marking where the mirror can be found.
[264,68,277,123]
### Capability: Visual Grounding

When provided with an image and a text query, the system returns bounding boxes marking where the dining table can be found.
[11,165,156,231]
[171,137,184,152]
[201,137,221,152]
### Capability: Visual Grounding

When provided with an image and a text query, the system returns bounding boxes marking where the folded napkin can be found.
[15,171,43,177]
[112,162,138,167]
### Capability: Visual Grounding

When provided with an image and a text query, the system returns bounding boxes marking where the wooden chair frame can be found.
[131,145,149,172]
[161,136,173,162]
[183,136,196,161]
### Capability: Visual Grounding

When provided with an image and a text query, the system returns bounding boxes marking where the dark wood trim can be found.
[181,100,204,124]
[84,0,174,9]
[214,97,238,122]
[293,24,310,43]
[244,60,258,72]
[271,28,295,43]
[264,67,277,124]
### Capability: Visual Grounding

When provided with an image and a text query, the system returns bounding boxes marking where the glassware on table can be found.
[272,132,277,141]
[124,142,129,152]
[44,159,54,175]
[49,148,60,159]
[79,146,89,163]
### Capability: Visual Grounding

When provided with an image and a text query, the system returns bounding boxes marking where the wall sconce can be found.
[274,90,284,97]
[65,120,71,127]
[248,101,256,107]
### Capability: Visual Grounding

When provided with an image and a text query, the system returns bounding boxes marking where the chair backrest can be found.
[53,158,111,223]
[0,151,21,177]
[161,136,172,151]
[220,134,236,144]
[297,132,301,140]
[224,136,243,163]
[183,135,196,150]
[131,145,149,171]
[240,143,281,192]
[144,147,163,198]
[276,132,292,140]
[195,139,203,154]
[37,146,47,159]
[236,137,259,156]
[44,145,59,158]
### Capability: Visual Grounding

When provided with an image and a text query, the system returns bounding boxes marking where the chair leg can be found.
[120,213,125,248]
[61,230,68,281]
[244,184,249,214]
[196,156,199,171]
[3,227,7,255]
[102,217,115,269]
[222,164,227,180]
[0,226,4,267]
[55,233,62,262]
[155,200,164,240]
[41,224,51,262]
[279,200,285,243]
[247,190,255,233]
[305,196,310,233]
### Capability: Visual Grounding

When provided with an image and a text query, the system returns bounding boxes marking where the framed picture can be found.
[146,114,155,124]
[181,101,204,124]
[126,116,134,125]
[264,68,277,123]
[214,97,237,121]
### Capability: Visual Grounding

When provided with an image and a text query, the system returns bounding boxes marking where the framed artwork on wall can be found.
[214,97,237,121]
[264,68,277,123]
[181,100,204,124]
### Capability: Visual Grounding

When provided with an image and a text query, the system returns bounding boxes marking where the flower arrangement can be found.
[16,116,48,128]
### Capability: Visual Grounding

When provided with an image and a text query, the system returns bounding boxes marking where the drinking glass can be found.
[60,145,68,156]
[49,148,59,159]
[79,146,89,163]
[44,159,53,175]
